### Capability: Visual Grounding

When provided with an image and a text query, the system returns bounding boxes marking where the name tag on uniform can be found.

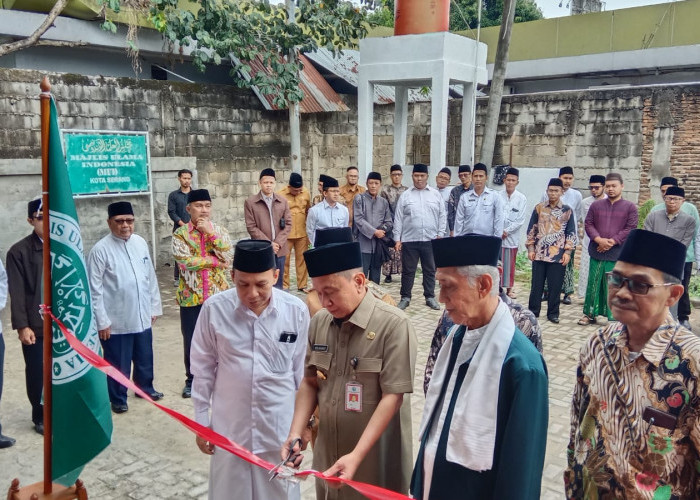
[345,382,363,412]
[312,344,328,352]
[279,332,297,343]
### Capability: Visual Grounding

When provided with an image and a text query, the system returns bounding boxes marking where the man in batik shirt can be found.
[172,188,232,398]
[565,229,700,500]
[380,164,407,283]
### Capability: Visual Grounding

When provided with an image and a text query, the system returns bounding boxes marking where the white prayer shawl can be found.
[419,299,515,472]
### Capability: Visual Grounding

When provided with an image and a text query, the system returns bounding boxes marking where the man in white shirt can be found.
[0,259,13,448]
[454,163,505,238]
[87,202,163,414]
[394,164,447,310]
[191,240,309,500]
[576,175,606,303]
[306,176,349,246]
[435,167,452,205]
[498,168,528,298]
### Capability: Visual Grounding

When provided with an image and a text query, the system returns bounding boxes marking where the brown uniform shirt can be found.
[339,184,366,227]
[306,291,416,499]
[278,185,312,240]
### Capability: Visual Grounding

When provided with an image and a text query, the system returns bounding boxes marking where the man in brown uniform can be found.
[339,166,366,226]
[278,172,312,292]
[282,240,417,499]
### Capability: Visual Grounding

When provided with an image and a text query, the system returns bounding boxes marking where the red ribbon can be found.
[45,308,412,500]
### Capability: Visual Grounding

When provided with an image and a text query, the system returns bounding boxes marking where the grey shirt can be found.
[353,192,393,254]
[643,209,697,250]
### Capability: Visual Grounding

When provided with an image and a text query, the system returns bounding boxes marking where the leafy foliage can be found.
[369,0,543,31]
[146,0,371,108]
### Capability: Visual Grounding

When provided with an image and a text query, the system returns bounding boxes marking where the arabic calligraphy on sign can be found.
[81,136,134,154]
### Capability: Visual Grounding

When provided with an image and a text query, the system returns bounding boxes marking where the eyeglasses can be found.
[588,185,603,190]
[664,196,684,202]
[113,218,135,225]
[606,271,676,295]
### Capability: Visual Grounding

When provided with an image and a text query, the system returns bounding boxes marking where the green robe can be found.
[411,328,549,500]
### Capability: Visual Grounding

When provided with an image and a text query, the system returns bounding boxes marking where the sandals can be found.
[577,315,597,326]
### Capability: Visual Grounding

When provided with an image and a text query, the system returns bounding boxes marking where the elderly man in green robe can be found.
[411,234,549,499]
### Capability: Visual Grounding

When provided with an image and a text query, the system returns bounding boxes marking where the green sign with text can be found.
[64,133,149,195]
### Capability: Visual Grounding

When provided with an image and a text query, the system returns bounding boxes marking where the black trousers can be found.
[400,241,436,300]
[362,253,382,284]
[22,333,44,425]
[101,329,156,406]
[180,305,202,385]
[678,261,693,321]
[529,260,566,319]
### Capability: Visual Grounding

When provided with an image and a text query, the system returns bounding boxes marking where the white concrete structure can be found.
[357,32,487,179]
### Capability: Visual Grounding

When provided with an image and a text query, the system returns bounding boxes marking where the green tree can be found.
[368,0,543,31]
[148,0,371,108]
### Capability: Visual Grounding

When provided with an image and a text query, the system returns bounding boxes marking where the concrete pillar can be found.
[357,78,374,181]
[460,82,476,166]
[430,69,450,177]
[393,86,409,167]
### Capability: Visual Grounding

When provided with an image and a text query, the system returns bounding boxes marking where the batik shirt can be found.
[422,292,543,394]
[565,315,700,499]
[526,201,576,263]
[172,222,232,307]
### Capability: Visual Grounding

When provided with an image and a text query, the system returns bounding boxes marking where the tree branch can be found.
[0,0,70,57]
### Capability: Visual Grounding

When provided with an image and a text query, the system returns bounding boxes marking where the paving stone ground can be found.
[1,259,697,498]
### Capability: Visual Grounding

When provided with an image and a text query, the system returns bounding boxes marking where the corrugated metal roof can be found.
[304,48,484,104]
[232,53,349,114]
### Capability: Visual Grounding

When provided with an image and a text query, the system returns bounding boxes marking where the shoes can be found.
[562,294,572,305]
[182,383,192,399]
[680,319,692,331]
[111,404,128,414]
[384,276,392,283]
[0,434,15,449]
[547,316,560,324]
[577,315,597,326]
[425,298,441,310]
[34,423,44,435]
[136,390,164,401]
[397,298,410,310]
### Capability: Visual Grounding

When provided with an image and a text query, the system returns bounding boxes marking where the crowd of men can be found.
[1,163,699,500]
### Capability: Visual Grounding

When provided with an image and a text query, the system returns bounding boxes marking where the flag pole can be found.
[40,76,53,495]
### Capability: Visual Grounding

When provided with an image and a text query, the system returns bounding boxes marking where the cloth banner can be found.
[45,308,412,500]
[48,96,113,485]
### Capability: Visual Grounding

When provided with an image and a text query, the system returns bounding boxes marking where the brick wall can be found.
[1,67,699,263]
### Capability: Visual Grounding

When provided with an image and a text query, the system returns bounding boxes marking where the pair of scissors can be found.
[269,437,302,481]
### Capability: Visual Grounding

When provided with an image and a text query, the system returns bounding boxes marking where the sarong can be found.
[583,258,615,320]
[501,247,518,288]
[382,246,402,276]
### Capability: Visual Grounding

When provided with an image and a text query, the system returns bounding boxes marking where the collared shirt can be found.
[353,192,393,254]
[380,183,408,217]
[305,200,350,246]
[312,193,324,206]
[542,187,583,227]
[565,315,700,499]
[643,209,696,250]
[447,184,471,232]
[499,189,528,248]
[339,183,366,226]
[305,291,417,493]
[585,198,638,261]
[526,201,576,262]
[172,221,232,307]
[454,187,505,238]
[651,201,700,263]
[437,186,451,204]
[87,233,162,334]
[167,188,191,232]
[423,290,543,395]
[394,186,447,242]
[191,287,309,453]
[278,185,312,240]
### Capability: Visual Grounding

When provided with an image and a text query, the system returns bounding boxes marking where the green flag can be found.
[48,97,113,485]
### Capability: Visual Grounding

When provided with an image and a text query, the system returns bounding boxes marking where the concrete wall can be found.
[1,67,698,265]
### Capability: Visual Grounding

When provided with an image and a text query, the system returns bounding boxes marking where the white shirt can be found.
[437,186,451,204]
[87,233,162,335]
[454,187,505,238]
[0,260,7,334]
[394,186,447,241]
[191,287,310,453]
[499,189,528,248]
[306,199,350,245]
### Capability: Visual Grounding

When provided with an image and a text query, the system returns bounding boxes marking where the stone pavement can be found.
[1,262,697,499]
